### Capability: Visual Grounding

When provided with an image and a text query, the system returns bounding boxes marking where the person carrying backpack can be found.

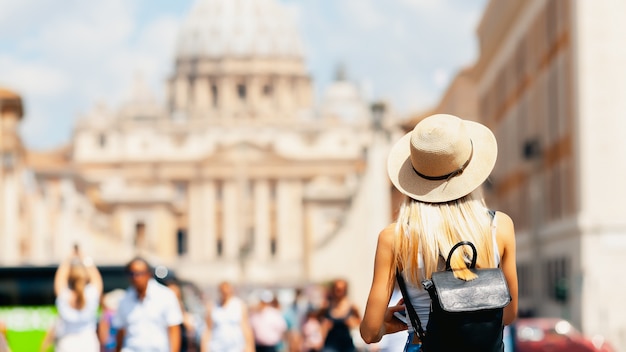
[359,113,518,351]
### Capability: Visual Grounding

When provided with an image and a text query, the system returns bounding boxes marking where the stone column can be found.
[302,201,314,281]
[253,180,271,261]
[31,195,48,264]
[219,77,235,118]
[276,180,303,261]
[298,77,313,109]
[174,77,189,111]
[202,180,217,259]
[194,76,210,112]
[55,180,76,260]
[187,181,203,261]
[248,76,261,115]
[153,205,176,260]
[118,207,134,249]
[275,76,289,118]
[222,180,240,259]
[1,173,19,264]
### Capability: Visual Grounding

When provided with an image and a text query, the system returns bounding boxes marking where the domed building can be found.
[169,0,312,122]
[1,0,400,302]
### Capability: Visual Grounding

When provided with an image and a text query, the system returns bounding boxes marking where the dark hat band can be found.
[412,140,474,181]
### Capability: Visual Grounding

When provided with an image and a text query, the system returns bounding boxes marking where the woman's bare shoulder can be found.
[495,211,515,241]
[495,211,514,228]
[379,223,397,240]
[371,223,396,253]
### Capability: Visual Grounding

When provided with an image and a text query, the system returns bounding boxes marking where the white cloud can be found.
[0,57,69,97]
[433,68,451,89]
[94,15,181,105]
[340,0,385,30]
[0,0,57,39]
[289,0,486,116]
[387,79,438,113]
[0,0,186,149]
[2,0,487,149]
[18,107,60,149]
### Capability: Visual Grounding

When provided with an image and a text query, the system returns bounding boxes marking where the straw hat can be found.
[387,114,497,203]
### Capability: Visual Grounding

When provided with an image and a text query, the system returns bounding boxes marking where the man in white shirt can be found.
[113,257,183,352]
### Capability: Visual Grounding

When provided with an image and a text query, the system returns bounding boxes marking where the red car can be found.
[514,318,614,352]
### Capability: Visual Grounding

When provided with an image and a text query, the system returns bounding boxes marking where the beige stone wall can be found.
[473,0,579,313]
[574,0,626,347]
[444,0,626,349]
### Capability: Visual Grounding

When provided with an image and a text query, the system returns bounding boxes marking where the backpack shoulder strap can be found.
[488,209,501,266]
[395,270,426,341]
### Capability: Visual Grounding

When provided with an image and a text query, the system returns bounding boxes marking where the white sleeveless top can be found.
[55,284,100,337]
[208,297,247,352]
[404,214,500,332]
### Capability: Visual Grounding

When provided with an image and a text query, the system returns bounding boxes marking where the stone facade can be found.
[0,0,400,311]
[431,0,626,349]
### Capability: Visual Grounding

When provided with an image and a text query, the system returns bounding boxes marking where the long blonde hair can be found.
[393,189,496,287]
[68,265,88,309]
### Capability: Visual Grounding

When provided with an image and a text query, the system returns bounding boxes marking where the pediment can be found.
[201,141,289,165]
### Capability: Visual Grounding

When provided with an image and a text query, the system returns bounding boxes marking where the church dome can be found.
[175,0,305,60]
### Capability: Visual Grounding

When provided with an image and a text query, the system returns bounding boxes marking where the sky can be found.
[0,0,488,150]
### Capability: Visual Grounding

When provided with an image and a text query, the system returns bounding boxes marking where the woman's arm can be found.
[54,256,72,296]
[497,211,519,325]
[168,324,181,352]
[359,224,407,344]
[345,304,361,330]
[200,324,211,352]
[200,304,213,352]
[200,305,212,352]
[115,328,125,352]
[240,307,255,352]
[97,314,110,347]
[82,256,103,294]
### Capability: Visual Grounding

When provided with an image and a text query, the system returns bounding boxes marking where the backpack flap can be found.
[429,267,511,312]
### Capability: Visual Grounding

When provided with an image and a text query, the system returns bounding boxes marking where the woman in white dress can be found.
[53,250,103,352]
[201,281,254,352]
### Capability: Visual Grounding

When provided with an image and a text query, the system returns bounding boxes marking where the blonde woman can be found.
[359,114,518,351]
[53,249,103,352]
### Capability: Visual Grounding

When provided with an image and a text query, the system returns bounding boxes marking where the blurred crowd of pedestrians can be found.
[35,246,388,352]
[199,278,367,352]
[39,249,187,352]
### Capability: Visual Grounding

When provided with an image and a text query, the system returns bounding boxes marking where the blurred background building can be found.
[0,0,401,310]
[3,0,626,350]
[410,0,626,349]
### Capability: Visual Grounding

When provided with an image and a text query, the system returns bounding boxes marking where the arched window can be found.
[98,133,107,148]
[176,229,188,256]
[134,222,146,248]
[211,84,219,108]
[237,83,247,101]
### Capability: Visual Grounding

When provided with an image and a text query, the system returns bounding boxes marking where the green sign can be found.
[0,306,57,352]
